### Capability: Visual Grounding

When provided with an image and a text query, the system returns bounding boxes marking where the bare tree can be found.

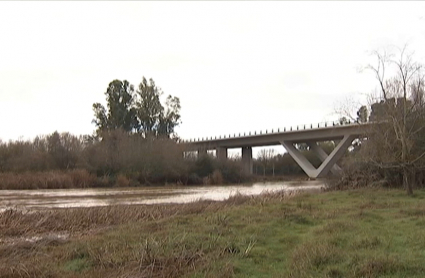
[257,149,276,176]
[334,95,363,122]
[363,46,425,195]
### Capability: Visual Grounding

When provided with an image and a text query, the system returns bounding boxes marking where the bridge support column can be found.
[197,149,207,157]
[216,147,227,161]
[281,134,355,178]
[242,147,253,175]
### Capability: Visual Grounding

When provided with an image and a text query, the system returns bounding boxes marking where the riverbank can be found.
[1,188,425,277]
[0,169,309,190]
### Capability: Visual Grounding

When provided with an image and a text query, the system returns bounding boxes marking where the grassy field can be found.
[1,188,425,277]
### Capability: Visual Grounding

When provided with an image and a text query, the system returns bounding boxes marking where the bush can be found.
[218,159,247,184]
[187,173,202,185]
[115,174,130,187]
[211,170,224,185]
[193,155,215,178]
[68,169,98,188]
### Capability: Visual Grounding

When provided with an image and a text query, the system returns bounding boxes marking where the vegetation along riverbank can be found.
[2,188,425,277]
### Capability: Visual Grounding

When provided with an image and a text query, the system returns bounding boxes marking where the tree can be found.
[93,77,181,139]
[92,80,138,135]
[157,95,181,138]
[135,78,181,138]
[135,78,164,137]
[46,131,83,170]
[356,106,368,123]
[257,149,276,176]
[364,46,425,195]
[47,131,66,169]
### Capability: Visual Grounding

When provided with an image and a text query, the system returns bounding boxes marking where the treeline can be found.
[0,130,252,189]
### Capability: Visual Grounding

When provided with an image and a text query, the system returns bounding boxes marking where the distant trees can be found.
[0,130,249,188]
[0,131,86,172]
[92,77,181,138]
[257,149,276,176]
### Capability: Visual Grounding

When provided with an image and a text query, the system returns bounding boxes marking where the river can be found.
[0,180,324,211]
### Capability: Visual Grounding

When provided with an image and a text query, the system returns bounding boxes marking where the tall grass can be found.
[0,169,99,189]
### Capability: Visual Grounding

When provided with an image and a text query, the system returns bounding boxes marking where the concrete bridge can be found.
[181,122,369,178]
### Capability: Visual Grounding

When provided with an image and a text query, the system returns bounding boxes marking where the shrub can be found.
[211,170,224,185]
[0,170,98,190]
[115,174,130,187]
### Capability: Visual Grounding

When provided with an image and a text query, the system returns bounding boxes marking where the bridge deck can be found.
[183,123,368,150]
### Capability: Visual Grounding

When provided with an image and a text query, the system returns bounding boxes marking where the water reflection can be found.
[0,181,324,210]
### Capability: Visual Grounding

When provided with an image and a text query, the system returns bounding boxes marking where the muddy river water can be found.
[0,180,324,211]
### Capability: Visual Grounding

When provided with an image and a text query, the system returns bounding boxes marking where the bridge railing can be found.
[180,120,360,143]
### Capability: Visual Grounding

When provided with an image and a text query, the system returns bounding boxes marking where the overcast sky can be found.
[1,1,424,144]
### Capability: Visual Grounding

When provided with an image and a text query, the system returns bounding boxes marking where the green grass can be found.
[2,188,425,277]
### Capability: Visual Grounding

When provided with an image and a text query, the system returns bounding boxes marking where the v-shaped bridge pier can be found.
[281,134,356,178]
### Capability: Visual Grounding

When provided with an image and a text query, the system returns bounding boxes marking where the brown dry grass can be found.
[0,200,239,238]
[0,169,99,189]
